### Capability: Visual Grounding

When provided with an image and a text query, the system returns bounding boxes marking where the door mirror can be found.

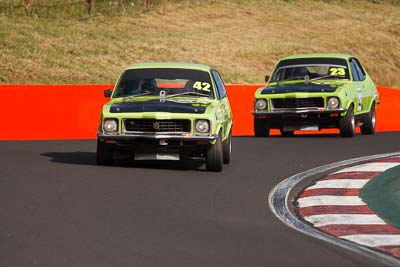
[265,75,270,82]
[104,89,113,98]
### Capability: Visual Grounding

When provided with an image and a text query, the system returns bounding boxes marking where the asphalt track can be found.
[1,132,400,267]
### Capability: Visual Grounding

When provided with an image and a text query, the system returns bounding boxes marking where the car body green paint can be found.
[253,53,379,135]
[97,62,232,168]
[100,62,232,141]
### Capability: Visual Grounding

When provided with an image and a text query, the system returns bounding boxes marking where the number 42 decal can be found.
[193,81,211,92]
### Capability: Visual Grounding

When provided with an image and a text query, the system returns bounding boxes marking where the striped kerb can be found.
[296,159,400,259]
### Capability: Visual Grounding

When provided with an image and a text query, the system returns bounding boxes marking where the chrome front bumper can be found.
[252,108,347,116]
[97,132,218,141]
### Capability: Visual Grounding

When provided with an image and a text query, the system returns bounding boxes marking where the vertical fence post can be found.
[144,0,151,10]
[118,0,122,12]
[87,0,95,16]
[24,0,32,15]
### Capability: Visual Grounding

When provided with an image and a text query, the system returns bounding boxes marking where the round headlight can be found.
[255,99,267,110]
[103,119,118,133]
[195,120,210,133]
[327,97,340,109]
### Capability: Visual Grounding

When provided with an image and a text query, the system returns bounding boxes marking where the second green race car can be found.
[253,53,379,137]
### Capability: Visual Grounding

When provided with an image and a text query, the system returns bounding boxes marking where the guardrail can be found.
[1,84,399,140]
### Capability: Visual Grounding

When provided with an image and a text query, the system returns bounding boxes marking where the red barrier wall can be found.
[1,84,111,140]
[0,84,399,140]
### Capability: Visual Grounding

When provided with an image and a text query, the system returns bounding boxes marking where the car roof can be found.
[280,53,353,60]
[124,62,213,72]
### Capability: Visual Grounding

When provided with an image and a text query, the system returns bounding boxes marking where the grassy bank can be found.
[361,164,400,228]
[1,0,400,86]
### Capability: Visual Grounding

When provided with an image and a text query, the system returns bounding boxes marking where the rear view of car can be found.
[97,63,233,172]
[252,54,379,137]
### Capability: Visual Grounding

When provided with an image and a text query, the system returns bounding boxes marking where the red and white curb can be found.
[296,157,400,258]
[269,152,400,266]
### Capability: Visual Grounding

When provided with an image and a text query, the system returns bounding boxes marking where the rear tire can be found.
[206,133,223,172]
[339,105,355,137]
[222,129,232,164]
[254,118,270,137]
[96,138,114,165]
[361,103,376,135]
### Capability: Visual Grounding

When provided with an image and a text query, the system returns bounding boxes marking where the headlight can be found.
[255,99,267,110]
[195,119,210,134]
[103,119,118,133]
[327,97,340,109]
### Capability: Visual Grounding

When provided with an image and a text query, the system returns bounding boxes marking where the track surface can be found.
[1,132,400,267]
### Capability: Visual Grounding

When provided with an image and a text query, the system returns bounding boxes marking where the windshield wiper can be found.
[276,76,305,83]
[310,75,349,82]
[309,75,336,82]
[166,91,210,98]
[124,91,153,98]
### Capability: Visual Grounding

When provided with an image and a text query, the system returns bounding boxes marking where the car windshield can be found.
[114,68,215,99]
[271,57,350,82]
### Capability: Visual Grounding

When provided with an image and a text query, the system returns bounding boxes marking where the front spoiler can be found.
[252,108,347,116]
[97,132,218,141]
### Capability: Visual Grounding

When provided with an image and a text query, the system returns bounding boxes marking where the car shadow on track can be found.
[127,160,205,171]
[41,152,206,171]
[41,152,97,166]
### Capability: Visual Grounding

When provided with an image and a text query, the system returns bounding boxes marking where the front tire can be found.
[206,134,223,172]
[339,105,355,137]
[222,129,232,164]
[361,103,376,135]
[254,118,270,137]
[96,138,114,165]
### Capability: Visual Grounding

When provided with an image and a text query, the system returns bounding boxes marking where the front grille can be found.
[271,97,324,109]
[123,119,191,133]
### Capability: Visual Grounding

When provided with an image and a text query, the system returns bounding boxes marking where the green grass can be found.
[360,164,400,228]
[1,0,400,86]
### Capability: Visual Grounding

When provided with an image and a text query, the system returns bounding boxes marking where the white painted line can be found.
[334,162,400,174]
[341,234,400,247]
[298,196,366,208]
[307,179,370,189]
[304,214,386,227]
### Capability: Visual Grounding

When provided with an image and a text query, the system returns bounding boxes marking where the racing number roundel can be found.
[357,88,363,111]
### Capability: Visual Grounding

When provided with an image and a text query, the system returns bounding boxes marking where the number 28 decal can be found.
[330,67,346,76]
[193,81,211,92]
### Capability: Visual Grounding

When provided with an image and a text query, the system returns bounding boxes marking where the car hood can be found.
[109,99,210,114]
[261,82,345,94]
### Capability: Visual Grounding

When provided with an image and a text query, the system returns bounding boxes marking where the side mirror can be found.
[264,75,270,83]
[104,89,113,98]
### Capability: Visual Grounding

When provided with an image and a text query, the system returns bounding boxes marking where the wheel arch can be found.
[222,121,233,141]
[341,101,355,116]
[366,97,377,112]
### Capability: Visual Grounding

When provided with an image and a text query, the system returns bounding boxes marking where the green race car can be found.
[97,62,233,172]
[252,53,379,137]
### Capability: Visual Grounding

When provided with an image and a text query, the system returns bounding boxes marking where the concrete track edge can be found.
[268,152,400,267]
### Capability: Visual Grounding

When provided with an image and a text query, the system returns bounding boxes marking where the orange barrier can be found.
[1,84,111,140]
[0,84,398,140]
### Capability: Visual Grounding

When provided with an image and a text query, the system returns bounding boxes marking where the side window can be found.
[353,58,366,81]
[350,61,360,81]
[211,70,227,99]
